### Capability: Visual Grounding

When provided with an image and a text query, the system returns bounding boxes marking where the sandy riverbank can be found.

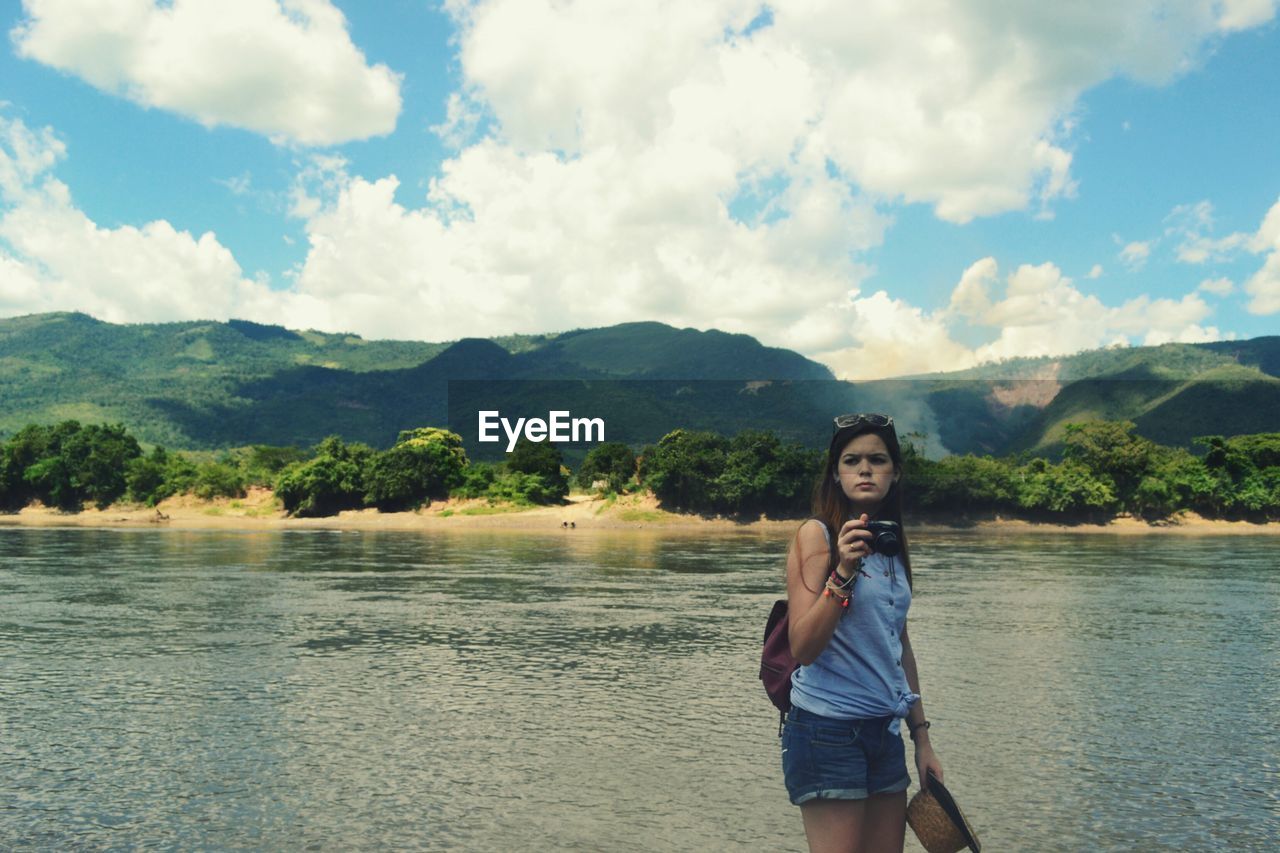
[1,488,1277,536]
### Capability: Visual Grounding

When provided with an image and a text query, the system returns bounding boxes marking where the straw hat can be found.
[906,772,980,853]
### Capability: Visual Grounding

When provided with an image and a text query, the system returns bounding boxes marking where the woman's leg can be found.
[859,789,906,852]
[800,798,865,853]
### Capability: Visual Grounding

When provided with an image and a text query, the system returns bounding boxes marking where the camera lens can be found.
[873,531,901,557]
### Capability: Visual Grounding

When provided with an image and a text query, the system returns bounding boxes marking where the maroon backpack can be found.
[759,519,838,730]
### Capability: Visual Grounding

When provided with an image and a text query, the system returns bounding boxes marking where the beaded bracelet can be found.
[828,568,856,591]
[823,574,852,609]
[821,588,851,609]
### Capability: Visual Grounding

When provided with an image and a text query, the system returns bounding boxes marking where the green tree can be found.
[641,429,727,512]
[0,451,18,510]
[63,423,142,508]
[1062,420,1157,512]
[1224,433,1280,470]
[916,454,1018,512]
[1132,475,1173,518]
[713,430,818,516]
[1144,446,1222,517]
[504,438,568,501]
[1193,433,1280,516]
[899,435,939,513]
[1194,435,1254,481]
[1016,458,1117,517]
[193,461,247,500]
[364,427,469,510]
[161,453,200,500]
[127,447,208,506]
[575,442,637,493]
[1234,468,1280,517]
[243,445,310,485]
[10,421,141,510]
[487,471,563,505]
[126,446,171,505]
[454,462,498,499]
[23,454,77,510]
[275,436,374,517]
[4,422,68,508]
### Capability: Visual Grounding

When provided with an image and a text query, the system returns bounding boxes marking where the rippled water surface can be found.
[1,526,1277,850]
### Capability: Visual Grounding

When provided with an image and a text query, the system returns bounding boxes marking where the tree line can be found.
[0,421,613,517]
[1,419,1277,522]
[904,421,1280,521]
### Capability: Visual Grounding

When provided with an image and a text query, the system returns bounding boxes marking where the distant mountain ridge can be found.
[1,312,1276,456]
[916,339,1280,453]
[0,313,834,451]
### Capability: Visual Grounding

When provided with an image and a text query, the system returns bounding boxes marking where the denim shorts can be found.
[780,706,911,805]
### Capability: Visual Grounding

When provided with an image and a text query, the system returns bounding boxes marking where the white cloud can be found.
[218,172,252,196]
[1166,200,1250,263]
[1111,292,1221,344]
[431,93,485,150]
[816,291,976,380]
[1244,197,1280,314]
[8,1,1270,376]
[967,263,1221,360]
[276,0,1256,367]
[0,116,64,196]
[946,256,999,319]
[809,258,1225,378]
[1087,264,1104,279]
[0,250,45,311]
[1216,0,1278,31]
[0,113,1237,379]
[444,0,1243,224]
[1120,240,1152,269]
[1197,276,1235,296]
[11,0,401,146]
[0,115,312,323]
[285,148,886,343]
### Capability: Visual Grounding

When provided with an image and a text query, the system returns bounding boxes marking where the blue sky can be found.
[1,0,1277,379]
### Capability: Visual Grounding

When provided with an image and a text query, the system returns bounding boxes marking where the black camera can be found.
[864,520,902,557]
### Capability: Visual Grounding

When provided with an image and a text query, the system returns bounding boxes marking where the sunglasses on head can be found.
[832,413,894,432]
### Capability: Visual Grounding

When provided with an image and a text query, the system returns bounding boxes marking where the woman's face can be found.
[834,432,899,514]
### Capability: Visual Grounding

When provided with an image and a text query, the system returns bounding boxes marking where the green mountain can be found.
[907,339,1280,454]
[2,312,1276,458]
[0,313,837,453]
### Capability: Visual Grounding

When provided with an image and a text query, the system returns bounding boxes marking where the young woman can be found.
[781,413,943,853]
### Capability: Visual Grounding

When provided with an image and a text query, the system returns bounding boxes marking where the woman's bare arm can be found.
[787,517,870,664]
[901,624,943,787]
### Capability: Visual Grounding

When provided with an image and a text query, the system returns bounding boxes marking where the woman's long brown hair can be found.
[805,421,913,590]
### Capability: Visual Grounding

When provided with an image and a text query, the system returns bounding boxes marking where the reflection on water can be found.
[0,527,1276,850]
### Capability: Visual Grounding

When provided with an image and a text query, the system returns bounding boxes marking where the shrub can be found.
[193,461,247,500]
[575,442,637,493]
[364,428,469,511]
[276,436,373,517]
[454,463,498,499]
[487,471,562,505]
[503,438,568,502]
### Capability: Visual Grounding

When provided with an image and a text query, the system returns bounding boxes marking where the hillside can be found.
[910,339,1280,454]
[0,313,838,453]
[1,312,1276,457]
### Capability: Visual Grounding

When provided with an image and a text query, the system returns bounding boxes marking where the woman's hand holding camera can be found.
[836,514,873,577]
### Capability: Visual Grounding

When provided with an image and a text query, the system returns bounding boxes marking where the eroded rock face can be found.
[988,380,1063,412]
[987,363,1063,414]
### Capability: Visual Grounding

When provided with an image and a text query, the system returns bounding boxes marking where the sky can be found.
[1,0,1278,380]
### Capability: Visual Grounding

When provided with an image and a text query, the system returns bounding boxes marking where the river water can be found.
[0,526,1276,851]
